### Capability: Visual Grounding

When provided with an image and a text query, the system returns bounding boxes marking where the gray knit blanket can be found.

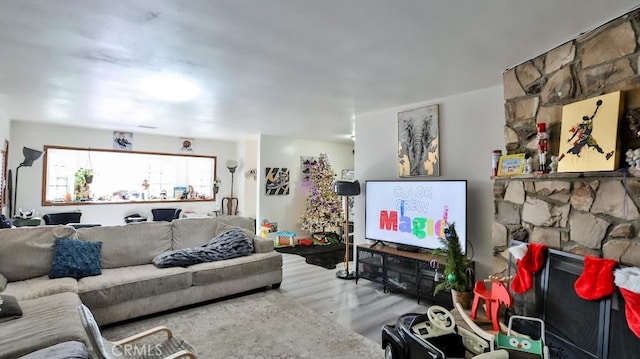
[153,227,254,268]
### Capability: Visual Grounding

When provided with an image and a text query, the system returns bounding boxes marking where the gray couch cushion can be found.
[0,292,88,359]
[215,222,255,238]
[190,252,282,285]
[78,264,192,308]
[171,216,257,250]
[17,341,89,359]
[171,217,218,249]
[253,236,275,253]
[216,215,256,231]
[0,273,6,291]
[0,226,76,281]
[76,222,172,268]
[2,275,78,301]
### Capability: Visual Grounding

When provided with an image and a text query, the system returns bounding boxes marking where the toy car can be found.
[382,305,492,359]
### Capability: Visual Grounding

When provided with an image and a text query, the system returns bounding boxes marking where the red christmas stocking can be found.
[511,259,533,294]
[574,256,618,300]
[510,243,548,294]
[615,267,640,338]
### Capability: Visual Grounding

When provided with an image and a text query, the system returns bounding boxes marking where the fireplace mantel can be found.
[492,169,640,181]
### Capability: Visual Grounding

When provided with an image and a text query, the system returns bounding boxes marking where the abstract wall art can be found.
[265,167,290,195]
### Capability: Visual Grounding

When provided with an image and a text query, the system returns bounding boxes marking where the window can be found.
[42,146,217,206]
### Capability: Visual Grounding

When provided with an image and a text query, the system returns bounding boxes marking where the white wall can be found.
[240,139,258,219]
[9,121,240,226]
[259,135,354,235]
[0,110,9,145]
[354,86,505,280]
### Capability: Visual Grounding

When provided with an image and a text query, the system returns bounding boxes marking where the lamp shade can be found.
[225,159,238,174]
[20,147,43,167]
[334,180,361,196]
[225,159,238,169]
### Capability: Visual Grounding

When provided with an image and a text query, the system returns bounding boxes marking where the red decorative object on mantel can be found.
[536,123,548,173]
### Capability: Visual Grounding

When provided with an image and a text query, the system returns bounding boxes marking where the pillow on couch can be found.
[49,238,102,279]
[153,227,253,268]
[0,294,23,323]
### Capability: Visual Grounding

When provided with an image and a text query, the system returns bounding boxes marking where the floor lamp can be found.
[334,180,360,280]
[222,159,239,215]
[12,147,43,218]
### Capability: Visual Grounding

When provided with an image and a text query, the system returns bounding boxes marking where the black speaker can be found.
[334,180,361,196]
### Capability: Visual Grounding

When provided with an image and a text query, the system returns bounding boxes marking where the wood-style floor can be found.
[278,252,428,345]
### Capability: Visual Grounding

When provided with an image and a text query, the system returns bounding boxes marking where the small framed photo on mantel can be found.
[497,153,526,176]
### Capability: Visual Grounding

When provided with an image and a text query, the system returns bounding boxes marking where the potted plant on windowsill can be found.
[433,222,474,309]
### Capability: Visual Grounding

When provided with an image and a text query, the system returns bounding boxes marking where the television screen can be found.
[365,180,467,253]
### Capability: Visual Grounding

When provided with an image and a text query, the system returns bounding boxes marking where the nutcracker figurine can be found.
[536,123,548,172]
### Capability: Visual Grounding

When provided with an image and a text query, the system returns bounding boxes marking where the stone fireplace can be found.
[492,7,640,358]
[493,174,640,269]
[493,7,640,273]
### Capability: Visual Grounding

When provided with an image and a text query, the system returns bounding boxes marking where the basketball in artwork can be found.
[557,91,623,173]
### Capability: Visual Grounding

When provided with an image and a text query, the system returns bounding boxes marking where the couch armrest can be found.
[0,273,6,292]
[252,236,274,253]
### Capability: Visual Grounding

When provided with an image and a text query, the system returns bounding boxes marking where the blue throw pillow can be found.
[50,238,102,279]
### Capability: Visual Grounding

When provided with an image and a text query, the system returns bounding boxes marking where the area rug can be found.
[274,244,353,269]
[102,290,382,358]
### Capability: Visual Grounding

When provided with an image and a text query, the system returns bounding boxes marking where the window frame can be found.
[41,145,217,206]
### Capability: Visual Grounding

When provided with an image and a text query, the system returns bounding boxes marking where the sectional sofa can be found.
[0,216,283,358]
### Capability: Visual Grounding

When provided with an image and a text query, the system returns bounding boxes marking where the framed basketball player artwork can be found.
[557,91,623,173]
[398,104,439,177]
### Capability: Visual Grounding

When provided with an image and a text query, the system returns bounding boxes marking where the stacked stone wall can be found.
[503,9,640,161]
[493,174,640,274]
[496,8,640,274]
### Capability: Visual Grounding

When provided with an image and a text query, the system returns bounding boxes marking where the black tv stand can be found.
[355,245,473,306]
[369,240,386,248]
[396,244,420,253]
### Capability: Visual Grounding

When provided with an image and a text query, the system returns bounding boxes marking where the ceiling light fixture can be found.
[138,73,201,102]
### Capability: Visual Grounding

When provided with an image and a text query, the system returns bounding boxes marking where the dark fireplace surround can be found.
[508,242,639,359]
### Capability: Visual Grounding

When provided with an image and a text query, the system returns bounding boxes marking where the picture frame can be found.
[113,131,133,150]
[173,186,187,199]
[497,154,526,176]
[398,104,439,177]
[300,156,318,182]
[180,138,194,152]
[265,167,290,195]
[557,91,623,173]
[341,169,354,180]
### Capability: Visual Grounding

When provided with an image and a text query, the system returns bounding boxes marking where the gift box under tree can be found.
[275,231,296,247]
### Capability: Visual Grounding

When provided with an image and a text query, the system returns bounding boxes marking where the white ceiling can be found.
[0,1,638,143]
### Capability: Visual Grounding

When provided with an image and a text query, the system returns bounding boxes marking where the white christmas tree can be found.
[299,154,344,237]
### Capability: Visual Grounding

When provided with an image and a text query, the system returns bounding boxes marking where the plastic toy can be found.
[495,316,549,358]
[381,305,494,358]
[455,301,550,359]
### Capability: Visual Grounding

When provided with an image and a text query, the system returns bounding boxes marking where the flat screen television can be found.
[365,180,467,254]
